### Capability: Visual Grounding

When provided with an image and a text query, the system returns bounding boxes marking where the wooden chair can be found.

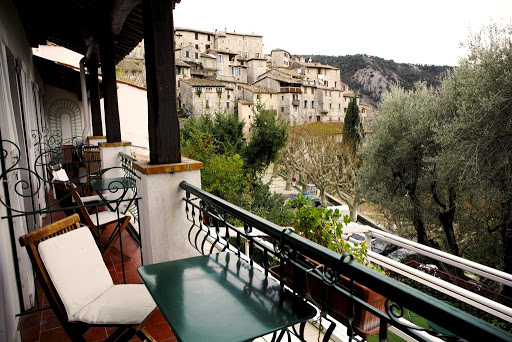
[19,214,156,342]
[83,146,102,195]
[66,182,133,261]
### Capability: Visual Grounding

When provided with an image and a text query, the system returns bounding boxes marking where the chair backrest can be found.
[17,215,76,322]
[65,182,98,229]
[83,146,101,177]
[19,214,113,322]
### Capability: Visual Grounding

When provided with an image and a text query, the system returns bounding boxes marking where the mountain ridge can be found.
[295,54,452,107]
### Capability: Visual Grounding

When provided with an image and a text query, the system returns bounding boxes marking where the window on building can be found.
[312,101,315,108]
[329,103,332,109]
[244,52,248,58]
[344,108,347,113]
[205,99,209,106]
[270,94,272,99]
[229,66,233,75]
[338,104,341,110]
[227,38,231,44]
[195,52,199,59]
[238,39,242,45]
[339,92,341,97]
[217,55,224,64]
[226,102,229,109]
[186,51,190,58]
[325,81,329,87]
[175,67,179,75]
[208,34,211,41]
[195,44,199,50]
[238,51,242,56]
[304,100,308,109]
[282,96,284,101]
[256,94,261,99]
[206,44,210,49]
[281,107,284,112]
[244,40,248,46]
[257,41,261,47]
[195,32,199,40]
[270,105,274,110]
[219,68,223,75]
[312,88,315,94]
[335,81,337,87]
[182,68,185,75]
[304,87,308,94]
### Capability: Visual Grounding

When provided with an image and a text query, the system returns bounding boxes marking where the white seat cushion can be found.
[71,285,156,324]
[91,211,130,227]
[52,169,69,181]
[73,193,111,204]
[38,227,113,319]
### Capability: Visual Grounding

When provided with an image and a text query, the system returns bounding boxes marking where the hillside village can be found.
[117,27,377,134]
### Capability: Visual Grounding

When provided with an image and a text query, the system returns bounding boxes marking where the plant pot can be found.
[269,259,386,339]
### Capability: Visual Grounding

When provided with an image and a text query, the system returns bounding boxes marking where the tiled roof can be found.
[175,61,190,67]
[201,53,216,59]
[238,99,254,105]
[207,48,238,55]
[239,84,273,94]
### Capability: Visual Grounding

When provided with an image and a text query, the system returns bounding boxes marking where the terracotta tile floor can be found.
[18,208,176,342]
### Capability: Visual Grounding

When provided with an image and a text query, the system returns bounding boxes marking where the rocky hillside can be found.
[296,54,452,107]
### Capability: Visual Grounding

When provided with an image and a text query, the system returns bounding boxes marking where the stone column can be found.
[133,158,202,264]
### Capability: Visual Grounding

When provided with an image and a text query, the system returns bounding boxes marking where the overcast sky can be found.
[174,0,512,66]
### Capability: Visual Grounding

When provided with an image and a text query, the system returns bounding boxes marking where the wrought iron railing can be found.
[1,137,143,316]
[180,181,512,342]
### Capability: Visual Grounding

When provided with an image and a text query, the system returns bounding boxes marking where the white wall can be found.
[33,44,82,69]
[101,82,149,155]
[0,0,44,340]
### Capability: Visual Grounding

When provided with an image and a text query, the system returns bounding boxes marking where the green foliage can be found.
[288,194,368,265]
[244,181,294,226]
[181,113,244,157]
[244,103,289,176]
[342,97,363,153]
[201,154,251,206]
[181,110,292,226]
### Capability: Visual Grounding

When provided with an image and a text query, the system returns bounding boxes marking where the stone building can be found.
[246,58,268,84]
[271,48,292,67]
[207,48,248,84]
[180,78,235,116]
[215,30,264,59]
[237,84,278,136]
[175,27,215,51]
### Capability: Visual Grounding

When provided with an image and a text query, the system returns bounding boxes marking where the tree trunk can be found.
[350,193,360,223]
[438,187,460,256]
[408,188,429,246]
[285,170,292,191]
[320,188,326,205]
[272,162,279,178]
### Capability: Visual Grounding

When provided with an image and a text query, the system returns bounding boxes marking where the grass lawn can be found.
[367,309,429,342]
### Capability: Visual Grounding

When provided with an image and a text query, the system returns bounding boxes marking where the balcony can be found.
[292,99,301,106]
[3,132,512,342]
[280,86,302,94]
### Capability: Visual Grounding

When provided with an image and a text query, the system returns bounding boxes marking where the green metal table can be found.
[90,177,135,211]
[138,252,317,342]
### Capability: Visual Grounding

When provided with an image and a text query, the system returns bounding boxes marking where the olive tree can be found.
[437,24,512,284]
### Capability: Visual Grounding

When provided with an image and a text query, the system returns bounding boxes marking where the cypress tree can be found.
[342,96,363,153]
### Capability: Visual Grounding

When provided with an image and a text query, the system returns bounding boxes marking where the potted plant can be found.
[269,194,386,339]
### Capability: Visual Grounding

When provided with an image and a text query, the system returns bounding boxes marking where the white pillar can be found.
[134,158,203,264]
[99,141,131,178]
